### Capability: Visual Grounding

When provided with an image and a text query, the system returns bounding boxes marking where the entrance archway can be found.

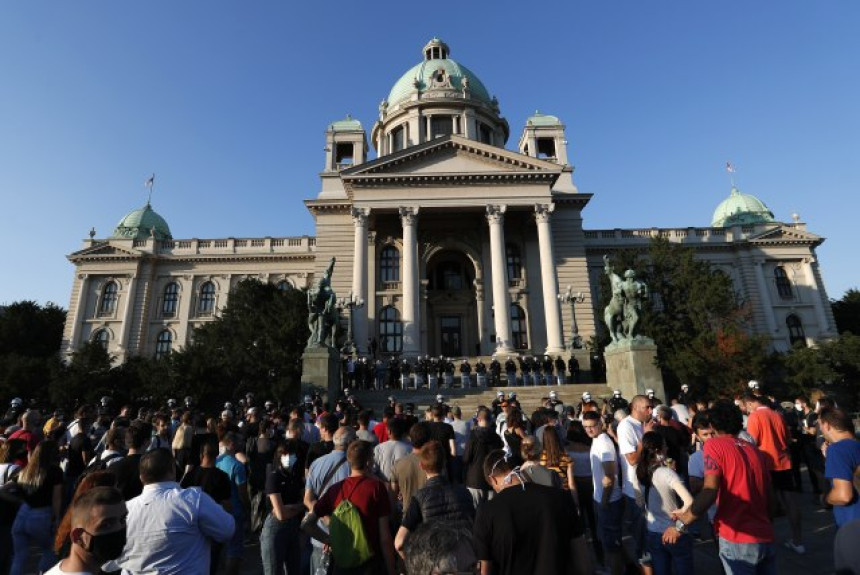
[425,249,479,357]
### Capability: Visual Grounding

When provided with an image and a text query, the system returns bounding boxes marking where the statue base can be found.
[604,338,666,402]
[301,346,342,407]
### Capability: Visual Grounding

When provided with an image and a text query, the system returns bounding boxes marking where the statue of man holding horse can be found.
[307,257,339,348]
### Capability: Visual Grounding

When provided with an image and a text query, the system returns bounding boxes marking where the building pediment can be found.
[339,135,561,196]
[748,225,823,246]
[67,241,142,262]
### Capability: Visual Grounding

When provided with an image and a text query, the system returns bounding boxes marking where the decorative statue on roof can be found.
[307,258,339,348]
[603,255,649,344]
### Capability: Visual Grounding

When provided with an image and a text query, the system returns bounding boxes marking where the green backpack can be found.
[329,479,374,568]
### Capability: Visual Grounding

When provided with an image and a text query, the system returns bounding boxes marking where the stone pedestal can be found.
[302,346,342,406]
[604,339,666,401]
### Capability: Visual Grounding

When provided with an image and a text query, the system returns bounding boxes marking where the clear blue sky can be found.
[1,1,857,308]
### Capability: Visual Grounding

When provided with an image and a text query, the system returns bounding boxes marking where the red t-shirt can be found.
[314,475,391,557]
[9,428,40,454]
[372,421,389,444]
[746,406,791,472]
[704,435,773,543]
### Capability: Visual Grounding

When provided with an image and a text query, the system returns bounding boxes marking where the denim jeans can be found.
[260,514,301,575]
[623,495,646,559]
[646,530,694,575]
[11,504,56,575]
[717,538,777,575]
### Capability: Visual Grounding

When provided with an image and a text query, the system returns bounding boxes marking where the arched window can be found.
[774,266,793,300]
[786,314,806,346]
[380,246,400,283]
[511,304,528,349]
[93,328,109,351]
[437,262,464,290]
[506,244,522,281]
[162,282,179,317]
[379,306,403,353]
[198,281,216,315]
[276,280,293,292]
[155,330,173,359]
[99,281,118,316]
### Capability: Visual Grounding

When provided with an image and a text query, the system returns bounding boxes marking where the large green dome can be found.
[386,39,493,108]
[111,203,172,240]
[711,187,775,227]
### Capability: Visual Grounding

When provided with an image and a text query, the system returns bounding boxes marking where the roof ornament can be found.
[725,161,737,188]
[89,227,96,239]
[144,173,155,206]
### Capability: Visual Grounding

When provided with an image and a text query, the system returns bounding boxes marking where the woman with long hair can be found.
[1,439,29,575]
[567,421,602,566]
[10,439,64,575]
[539,427,577,496]
[260,441,305,575]
[636,431,694,575]
[503,411,526,467]
[518,435,560,488]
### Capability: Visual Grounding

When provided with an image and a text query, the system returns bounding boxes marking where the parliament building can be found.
[61,39,837,368]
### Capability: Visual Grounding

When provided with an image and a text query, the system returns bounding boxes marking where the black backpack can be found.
[73,452,125,491]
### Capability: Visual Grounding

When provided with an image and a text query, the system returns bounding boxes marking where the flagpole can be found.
[145,174,155,205]
[726,162,736,188]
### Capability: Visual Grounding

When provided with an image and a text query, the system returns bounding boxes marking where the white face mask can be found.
[219,444,228,455]
[281,454,297,469]
[795,403,803,412]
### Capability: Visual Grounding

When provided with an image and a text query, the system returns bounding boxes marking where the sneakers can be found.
[784,540,806,555]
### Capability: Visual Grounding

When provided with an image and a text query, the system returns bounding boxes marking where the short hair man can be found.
[819,408,860,527]
[583,411,626,575]
[674,400,775,574]
[373,416,411,483]
[473,450,589,575]
[114,449,234,575]
[45,487,127,575]
[616,394,655,563]
[403,520,477,575]
[462,408,503,508]
[390,422,433,516]
[216,431,251,575]
[302,440,396,574]
[394,440,475,557]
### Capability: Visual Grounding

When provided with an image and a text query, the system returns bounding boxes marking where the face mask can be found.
[84,527,127,562]
[795,403,803,412]
[281,454,297,469]
[219,444,228,455]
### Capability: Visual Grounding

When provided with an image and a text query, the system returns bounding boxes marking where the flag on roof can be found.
[726,162,736,173]
[145,174,155,188]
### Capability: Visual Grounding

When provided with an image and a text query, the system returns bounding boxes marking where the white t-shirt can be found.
[645,466,693,533]
[616,415,644,498]
[670,403,690,426]
[590,433,623,503]
[44,560,93,575]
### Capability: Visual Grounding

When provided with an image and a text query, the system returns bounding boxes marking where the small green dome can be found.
[111,203,172,240]
[711,187,775,227]
[386,39,492,108]
[526,111,562,126]
[328,115,363,132]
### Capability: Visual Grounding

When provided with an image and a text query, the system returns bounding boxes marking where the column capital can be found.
[351,207,370,226]
[485,204,507,224]
[399,206,419,226]
[534,203,555,223]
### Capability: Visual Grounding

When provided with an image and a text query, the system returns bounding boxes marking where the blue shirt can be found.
[216,453,248,517]
[825,438,860,527]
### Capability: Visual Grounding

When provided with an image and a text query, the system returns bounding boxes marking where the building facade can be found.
[62,39,836,364]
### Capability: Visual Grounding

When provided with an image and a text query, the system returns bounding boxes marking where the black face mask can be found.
[84,527,127,562]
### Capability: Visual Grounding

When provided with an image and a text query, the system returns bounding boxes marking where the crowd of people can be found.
[0,379,858,575]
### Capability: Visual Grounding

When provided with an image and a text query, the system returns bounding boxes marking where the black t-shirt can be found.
[180,466,232,505]
[112,453,143,500]
[473,482,584,575]
[264,467,304,507]
[19,465,64,508]
[428,422,455,452]
[66,433,93,478]
[190,432,218,467]
[306,440,334,470]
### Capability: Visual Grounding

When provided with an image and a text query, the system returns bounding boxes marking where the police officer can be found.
[607,389,629,414]
[554,356,566,385]
[568,355,581,383]
[475,358,487,387]
[490,357,502,386]
[645,388,662,406]
[677,383,692,406]
[542,355,554,386]
[505,356,518,387]
[459,358,472,389]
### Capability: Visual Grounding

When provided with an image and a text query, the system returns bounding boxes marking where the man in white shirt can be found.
[615,394,655,564]
[584,412,626,575]
[114,449,235,575]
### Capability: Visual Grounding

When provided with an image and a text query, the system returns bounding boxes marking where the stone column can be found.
[535,204,565,354]
[803,258,831,335]
[754,260,778,335]
[486,205,513,353]
[69,274,90,355]
[117,274,138,360]
[400,207,420,355]
[351,207,370,352]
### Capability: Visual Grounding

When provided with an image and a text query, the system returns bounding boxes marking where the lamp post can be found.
[557,286,585,349]
[337,292,365,355]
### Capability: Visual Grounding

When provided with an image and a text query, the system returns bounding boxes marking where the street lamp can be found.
[337,292,365,355]
[557,285,585,349]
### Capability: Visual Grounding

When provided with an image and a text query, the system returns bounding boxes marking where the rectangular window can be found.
[392,126,405,152]
[430,116,452,139]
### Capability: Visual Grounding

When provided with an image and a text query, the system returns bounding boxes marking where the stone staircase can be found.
[349,381,613,416]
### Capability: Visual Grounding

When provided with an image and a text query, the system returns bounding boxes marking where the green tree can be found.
[832,288,860,336]
[600,237,771,398]
[50,341,114,407]
[172,279,309,408]
[0,301,67,401]
[783,333,860,409]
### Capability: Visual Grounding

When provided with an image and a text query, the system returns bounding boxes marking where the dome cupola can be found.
[711,186,776,227]
[111,203,172,240]
[372,39,509,155]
